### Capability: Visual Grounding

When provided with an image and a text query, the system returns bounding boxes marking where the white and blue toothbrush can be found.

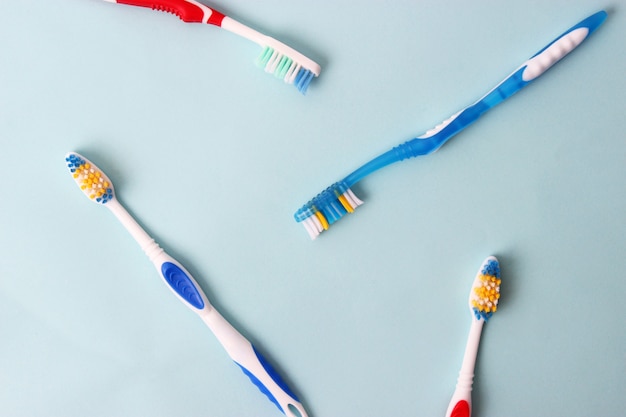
[294,10,608,239]
[65,152,308,417]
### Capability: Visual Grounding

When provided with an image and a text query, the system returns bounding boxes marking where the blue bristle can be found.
[294,69,305,83]
[67,154,86,172]
[473,309,493,321]
[322,205,336,223]
[319,194,341,223]
[319,206,333,223]
[323,204,340,224]
[482,259,501,277]
[329,199,347,221]
[295,69,314,94]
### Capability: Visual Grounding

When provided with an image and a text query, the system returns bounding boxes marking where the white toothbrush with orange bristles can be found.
[65,151,308,417]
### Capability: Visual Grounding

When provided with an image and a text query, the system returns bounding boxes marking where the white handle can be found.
[200,309,308,417]
[445,319,484,417]
[106,199,307,416]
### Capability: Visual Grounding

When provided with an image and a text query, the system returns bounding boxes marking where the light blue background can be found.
[1,1,624,416]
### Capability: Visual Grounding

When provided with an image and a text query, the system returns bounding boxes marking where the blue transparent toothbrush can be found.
[294,10,607,239]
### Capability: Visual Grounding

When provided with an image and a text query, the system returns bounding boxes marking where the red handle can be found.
[450,400,470,417]
[115,0,225,25]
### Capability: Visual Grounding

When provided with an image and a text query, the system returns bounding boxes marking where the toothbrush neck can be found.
[457,318,485,388]
[220,16,265,45]
[106,199,163,261]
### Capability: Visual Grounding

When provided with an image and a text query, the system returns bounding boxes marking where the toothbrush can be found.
[294,10,607,238]
[64,152,308,417]
[446,256,501,417]
[103,0,321,94]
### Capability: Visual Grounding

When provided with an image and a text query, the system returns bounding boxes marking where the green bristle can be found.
[274,55,293,78]
[255,46,273,68]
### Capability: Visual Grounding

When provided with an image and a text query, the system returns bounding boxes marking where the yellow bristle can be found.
[473,273,501,313]
[314,211,329,230]
[337,195,354,213]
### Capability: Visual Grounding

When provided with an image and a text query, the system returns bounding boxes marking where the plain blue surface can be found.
[1,1,625,416]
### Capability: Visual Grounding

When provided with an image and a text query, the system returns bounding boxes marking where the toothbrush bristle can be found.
[255,46,318,94]
[294,68,315,94]
[65,152,115,204]
[294,182,363,239]
[471,258,501,321]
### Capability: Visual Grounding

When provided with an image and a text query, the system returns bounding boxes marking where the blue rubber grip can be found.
[234,345,300,414]
[161,262,205,310]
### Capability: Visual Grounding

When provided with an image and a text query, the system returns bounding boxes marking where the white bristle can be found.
[284,61,298,83]
[287,63,301,84]
[302,217,321,239]
[345,189,364,208]
[265,50,280,73]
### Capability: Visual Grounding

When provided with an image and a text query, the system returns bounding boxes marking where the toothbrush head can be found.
[293,182,363,239]
[469,256,501,321]
[254,39,321,95]
[65,152,115,204]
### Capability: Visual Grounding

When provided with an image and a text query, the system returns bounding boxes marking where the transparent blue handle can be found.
[343,11,607,188]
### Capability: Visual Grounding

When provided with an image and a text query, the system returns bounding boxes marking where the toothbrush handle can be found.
[445,319,484,417]
[107,0,269,48]
[345,11,606,187]
[109,0,226,25]
[152,250,308,417]
[200,308,308,417]
[106,0,322,73]
[399,11,607,158]
[106,201,307,416]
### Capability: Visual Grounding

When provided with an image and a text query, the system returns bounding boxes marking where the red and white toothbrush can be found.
[446,257,501,417]
[104,0,321,93]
